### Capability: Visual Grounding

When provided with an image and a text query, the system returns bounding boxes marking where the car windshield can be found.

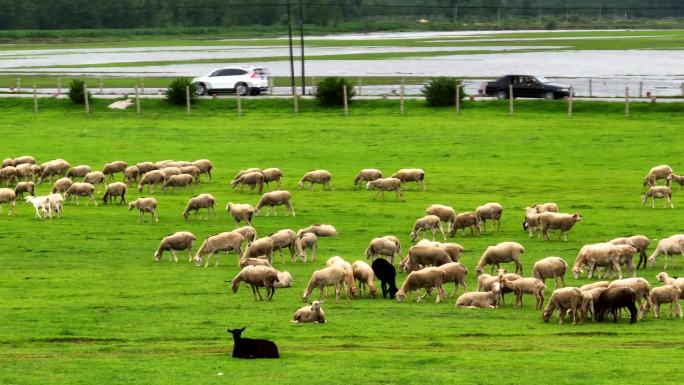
[535,76,550,83]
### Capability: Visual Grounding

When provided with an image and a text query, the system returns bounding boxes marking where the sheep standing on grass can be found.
[128,197,158,223]
[0,166,17,186]
[64,182,97,206]
[643,165,673,187]
[501,277,546,309]
[194,231,245,268]
[475,202,503,233]
[455,282,500,309]
[51,177,73,194]
[0,188,17,216]
[396,267,446,303]
[449,212,480,237]
[103,161,128,181]
[16,164,36,182]
[533,256,568,289]
[425,204,456,231]
[255,191,295,216]
[297,224,338,237]
[655,272,684,298]
[83,171,106,192]
[354,169,382,188]
[572,243,622,280]
[365,236,401,265]
[610,235,650,270]
[391,168,425,190]
[182,193,216,220]
[542,287,584,325]
[352,260,377,298]
[1,158,13,168]
[154,231,196,262]
[261,168,283,190]
[137,170,166,193]
[298,170,334,191]
[295,232,318,262]
[25,194,62,219]
[667,173,684,190]
[14,181,34,199]
[302,265,349,304]
[38,159,70,183]
[163,174,193,192]
[226,203,255,227]
[123,166,139,186]
[538,212,582,241]
[270,229,297,263]
[650,285,683,319]
[135,162,156,174]
[410,215,446,242]
[406,242,452,272]
[227,327,279,359]
[13,155,35,166]
[236,226,257,245]
[642,186,673,208]
[437,262,468,297]
[231,171,265,193]
[366,178,403,200]
[475,241,525,275]
[192,159,213,183]
[102,182,127,204]
[326,256,359,298]
[291,301,326,323]
[231,265,279,301]
[243,237,275,263]
[180,165,201,184]
[648,235,684,269]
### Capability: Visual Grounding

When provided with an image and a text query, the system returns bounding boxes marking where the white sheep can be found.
[537,212,582,241]
[648,234,684,269]
[274,271,292,288]
[366,177,403,200]
[128,197,158,223]
[64,182,97,206]
[354,169,382,187]
[641,185,673,208]
[437,262,468,297]
[182,193,216,220]
[572,243,622,280]
[298,170,334,191]
[14,181,34,199]
[475,202,503,233]
[425,204,456,229]
[650,285,683,319]
[410,215,446,242]
[270,229,297,263]
[643,164,673,187]
[230,265,279,301]
[236,226,257,245]
[396,267,446,303]
[255,190,295,216]
[455,282,500,309]
[449,212,480,237]
[154,231,196,262]
[103,161,128,180]
[137,170,166,193]
[295,232,318,262]
[193,159,213,183]
[102,182,127,205]
[0,188,17,216]
[163,174,193,192]
[243,237,275,263]
[365,236,401,265]
[291,301,326,323]
[533,256,568,289]
[194,231,245,268]
[542,287,584,325]
[261,168,283,190]
[391,168,425,190]
[231,171,265,193]
[297,224,338,237]
[610,235,650,270]
[352,260,377,298]
[302,265,349,304]
[475,241,525,275]
[326,256,359,298]
[501,277,546,309]
[655,272,684,298]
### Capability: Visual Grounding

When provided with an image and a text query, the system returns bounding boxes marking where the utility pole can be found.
[286,0,296,96]
[299,0,305,96]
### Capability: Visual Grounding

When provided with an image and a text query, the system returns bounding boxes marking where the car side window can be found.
[210,69,223,77]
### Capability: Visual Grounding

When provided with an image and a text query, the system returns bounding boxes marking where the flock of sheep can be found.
[2,156,683,327]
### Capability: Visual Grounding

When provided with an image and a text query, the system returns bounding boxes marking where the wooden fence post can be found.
[33,85,38,113]
[358,77,362,96]
[140,78,145,94]
[639,80,643,98]
[57,77,61,96]
[84,84,90,114]
[455,83,460,114]
[15,77,20,93]
[588,78,592,98]
[99,77,104,94]
[509,83,513,115]
[293,89,299,114]
[186,86,191,115]
[400,79,405,115]
[343,86,349,116]
[236,91,242,117]
[135,85,141,114]
[568,86,573,118]
[625,86,630,118]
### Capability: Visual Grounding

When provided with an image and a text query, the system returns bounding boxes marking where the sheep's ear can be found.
[240,326,246,331]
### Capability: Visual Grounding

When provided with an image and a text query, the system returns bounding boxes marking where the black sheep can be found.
[227,327,279,359]
[372,258,399,299]
[594,287,638,324]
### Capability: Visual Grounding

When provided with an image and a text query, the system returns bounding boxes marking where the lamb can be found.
[38,159,70,183]
[365,236,401,265]
[648,234,684,269]
[231,265,279,301]
[51,177,73,194]
[25,194,63,219]
[227,327,279,359]
[613,244,638,277]
[425,204,456,229]
[192,159,213,183]
[239,257,273,269]
[533,256,568,289]
[302,265,349,304]
[449,212,480,237]
[123,166,139,185]
[226,202,255,227]
[182,193,216,220]
[643,164,673,187]
[326,256,359,298]
[437,262,468,297]
[475,241,525,275]
[270,229,297,263]
[291,301,326,323]
[67,165,91,179]
[410,215,446,242]
[610,235,650,270]
[538,212,582,241]
[372,258,399,299]
[163,174,193,192]
[297,224,338,237]
[135,162,156,174]
[236,226,257,245]
[137,170,166,193]
[542,287,584,325]
[102,161,127,180]
[231,171,265,193]
[0,166,17,186]
[455,282,501,309]
[194,231,245,267]
[0,188,16,216]
[396,267,446,303]
[475,202,503,233]
[608,278,654,319]
[154,231,196,262]
[667,173,684,190]
[406,243,452,272]
[243,237,275,263]
[64,182,97,206]
[261,168,283,190]
[254,190,295,216]
[102,182,127,204]
[501,277,546,309]
[655,272,684,298]
[390,168,425,190]
[650,285,683,319]
[13,155,35,166]
[641,185,673,208]
[353,168,382,187]
[298,170,334,191]
[274,271,292,288]
[522,208,542,239]
[14,181,34,199]
[529,202,560,213]
[594,287,638,323]
[366,177,403,200]
[478,271,521,305]
[352,260,377,298]
[179,165,201,184]
[572,243,622,279]
[295,232,318,262]
[128,197,158,223]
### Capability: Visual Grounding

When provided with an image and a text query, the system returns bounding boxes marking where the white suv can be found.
[192,66,269,96]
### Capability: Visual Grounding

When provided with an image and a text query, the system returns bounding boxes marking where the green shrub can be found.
[166,77,196,106]
[315,77,355,107]
[68,79,91,104]
[422,77,466,107]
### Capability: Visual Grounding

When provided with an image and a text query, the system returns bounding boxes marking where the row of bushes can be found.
[66,77,465,107]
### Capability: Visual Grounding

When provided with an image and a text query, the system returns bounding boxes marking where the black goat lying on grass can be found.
[227,327,279,359]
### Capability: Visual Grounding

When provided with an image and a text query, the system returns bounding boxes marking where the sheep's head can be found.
[231,280,240,293]
[193,255,202,267]
[542,309,551,323]
[128,201,136,211]
[395,290,406,302]
[365,181,374,190]
[350,286,359,297]
[522,220,529,231]
[310,301,321,311]
[640,194,649,205]
[475,266,484,276]
[656,272,666,282]
[369,287,377,298]
[183,211,190,220]
[649,256,657,267]
[572,267,583,279]
[302,290,311,302]
[137,184,143,192]
[573,213,582,221]
[154,250,162,262]
[297,180,305,189]
[226,203,233,212]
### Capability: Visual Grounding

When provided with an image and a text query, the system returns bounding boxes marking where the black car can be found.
[484,75,571,99]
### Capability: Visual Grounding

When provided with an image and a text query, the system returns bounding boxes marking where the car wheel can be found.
[542,91,555,99]
[195,83,207,96]
[236,83,250,96]
[250,88,260,96]
[496,91,507,100]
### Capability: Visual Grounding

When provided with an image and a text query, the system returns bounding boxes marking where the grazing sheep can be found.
[15,163,36,182]
[655,272,684,298]
[102,182,127,204]
[608,278,654,319]
[291,301,326,323]
[302,265,349,304]
[365,236,401,265]
[538,212,582,241]
[1,158,13,168]
[83,171,106,192]
[194,231,245,267]
[231,171,265,193]
[449,212,480,237]
[163,174,193,192]
[477,271,521,305]
[233,168,261,180]
[128,197,158,223]
[261,168,283,190]
[425,204,456,229]
[231,265,279,301]
[14,181,34,199]
[137,170,166,193]
[522,208,542,239]
[475,241,525,275]
[227,327,279,359]
[0,188,17,216]
[642,185,673,208]
[667,173,684,190]
[542,287,584,325]
[38,159,70,183]
[326,256,359,298]
[295,232,318,262]
[612,244,638,277]
[192,159,213,183]
[580,281,610,291]
[529,202,560,213]
[650,285,683,319]
[254,190,295,216]
[297,224,338,237]
[0,166,17,186]
[455,282,501,309]
[154,231,196,262]
[437,262,468,297]
[354,169,382,187]
[239,258,273,269]
[270,229,297,263]
[579,287,604,322]
[391,168,425,190]
[154,160,174,169]
[160,166,181,180]
[67,165,91,179]
[501,277,546,309]
[51,177,73,194]
[533,256,568,289]
[475,202,503,233]
[371,258,399,299]
[366,177,403,200]
[32,193,64,219]
[648,234,684,269]
[226,203,255,227]
[396,267,446,303]
[179,165,201,184]
[572,243,622,280]
[243,237,275,263]
[182,193,216,220]
[428,241,464,263]
[594,287,638,324]
[410,215,446,242]
[352,260,377,298]
[64,182,97,206]
[274,271,292,288]
[236,226,257,245]
[123,166,139,185]
[610,235,650,270]
[13,155,35,166]
[102,161,128,180]
[135,162,156,174]
[643,165,673,187]
[298,170,334,191]
[406,243,452,272]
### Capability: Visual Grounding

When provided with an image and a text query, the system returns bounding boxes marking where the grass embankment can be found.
[0,99,683,384]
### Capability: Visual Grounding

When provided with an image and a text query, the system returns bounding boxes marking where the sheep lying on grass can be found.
[291,301,326,323]
[274,271,292,288]
[231,265,279,301]
[154,231,196,262]
[456,282,500,309]
[128,197,158,223]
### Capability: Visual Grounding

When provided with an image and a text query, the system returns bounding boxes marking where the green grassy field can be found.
[1,99,683,384]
